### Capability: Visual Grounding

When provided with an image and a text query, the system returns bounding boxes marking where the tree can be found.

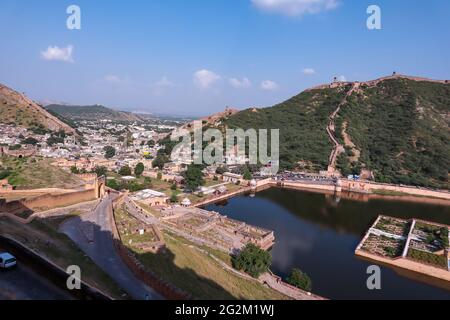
[46,136,64,146]
[8,144,22,151]
[170,192,178,203]
[21,137,38,146]
[216,166,228,175]
[104,146,116,159]
[286,268,312,292]
[243,167,253,181]
[182,165,205,192]
[70,166,80,174]
[134,162,145,176]
[0,170,11,180]
[232,244,271,278]
[93,166,107,177]
[147,140,155,147]
[118,165,132,176]
[107,178,120,191]
[171,183,178,191]
[152,154,169,170]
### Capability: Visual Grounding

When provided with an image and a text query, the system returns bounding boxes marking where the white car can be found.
[0,252,17,269]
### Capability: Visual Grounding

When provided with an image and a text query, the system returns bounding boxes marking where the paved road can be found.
[0,263,72,300]
[60,195,161,300]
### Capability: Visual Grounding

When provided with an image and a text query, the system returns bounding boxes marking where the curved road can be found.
[60,195,161,300]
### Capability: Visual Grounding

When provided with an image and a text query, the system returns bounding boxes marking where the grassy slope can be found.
[114,206,287,300]
[337,79,450,188]
[1,157,84,189]
[226,86,351,171]
[0,99,46,128]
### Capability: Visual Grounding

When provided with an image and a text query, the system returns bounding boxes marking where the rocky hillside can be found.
[225,75,450,189]
[0,84,76,134]
[45,104,143,122]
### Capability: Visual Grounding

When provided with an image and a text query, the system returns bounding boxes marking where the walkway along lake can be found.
[205,187,450,300]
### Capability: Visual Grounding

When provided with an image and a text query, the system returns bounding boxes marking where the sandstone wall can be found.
[0,189,96,214]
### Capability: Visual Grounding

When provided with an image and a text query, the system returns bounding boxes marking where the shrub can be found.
[232,244,271,278]
[118,165,132,176]
[286,268,312,292]
[170,192,178,203]
[134,162,145,176]
[407,248,447,269]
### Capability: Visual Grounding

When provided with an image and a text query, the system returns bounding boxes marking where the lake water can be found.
[205,187,450,300]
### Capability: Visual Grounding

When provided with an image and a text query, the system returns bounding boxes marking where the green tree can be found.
[157,172,162,180]
[182,164,205,192]
[170,192,178,203]
[216,166,228,175]
[152,154,169,170]
[21,137,38,145]
[104,146,116,159]
[134,162,145,176]
[93,166,107,177]
[107,178,120,191]
[243,167,253,181]
[70,166,80,174]
[0,170,11,180]
[8,144,22,151]
[118,165,132,176]
[286,268,312,292]
[232,244,271,278]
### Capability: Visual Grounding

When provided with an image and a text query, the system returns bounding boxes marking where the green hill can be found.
[225,76,450,189]
[45,104,142,122]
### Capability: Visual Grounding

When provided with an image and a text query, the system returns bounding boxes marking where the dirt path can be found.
[327,83,359,172]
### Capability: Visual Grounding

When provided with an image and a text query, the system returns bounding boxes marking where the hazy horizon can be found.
[1,0,450,116]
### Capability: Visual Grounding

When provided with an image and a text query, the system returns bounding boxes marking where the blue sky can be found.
[0,0,449,116]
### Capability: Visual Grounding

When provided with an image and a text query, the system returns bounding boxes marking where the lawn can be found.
[125,229,288,300]
[1,156,84,189]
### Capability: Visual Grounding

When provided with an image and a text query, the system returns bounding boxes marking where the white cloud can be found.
[302,68,316,75]
[104,75,121,83]
[193,69,221,89]
[155,76,174,87]
[41,45,74,63]
[261,80,278,91]
[337,75,346,82]
[251,0,339,17]
[229,77,251,88]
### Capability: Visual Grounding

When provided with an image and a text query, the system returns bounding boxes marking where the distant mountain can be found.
[45,104,143,122]
[0,84,76,134]
[224,75,450,189]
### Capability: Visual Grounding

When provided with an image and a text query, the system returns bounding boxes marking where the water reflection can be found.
[205,187,450,300]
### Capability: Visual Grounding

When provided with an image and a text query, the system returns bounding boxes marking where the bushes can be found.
[134,162,144,176]
[0,170,11,180]
[407,248,447,269]
[286,268,312,292]
[104,146,116,159]
[118,165,132,176]
[232,244,271,278]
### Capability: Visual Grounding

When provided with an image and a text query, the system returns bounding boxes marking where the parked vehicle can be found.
[0,252,17,269]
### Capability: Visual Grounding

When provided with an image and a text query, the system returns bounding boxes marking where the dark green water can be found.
[205,187,450,300]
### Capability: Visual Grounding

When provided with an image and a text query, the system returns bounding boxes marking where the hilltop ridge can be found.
[45,104,143,122]
[223,75,450,189]
[0,84,76,134]
[307,74,450,91]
